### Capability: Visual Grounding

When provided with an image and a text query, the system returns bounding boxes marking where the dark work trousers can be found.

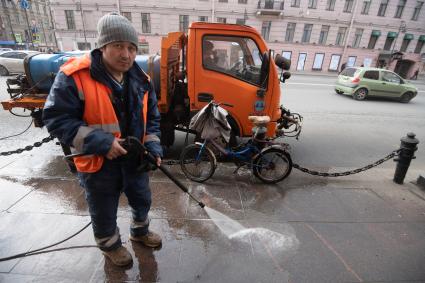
[78,159,151,251]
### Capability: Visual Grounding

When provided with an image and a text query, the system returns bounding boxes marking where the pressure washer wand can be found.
[64,137,206,208]
[142,147,206,208]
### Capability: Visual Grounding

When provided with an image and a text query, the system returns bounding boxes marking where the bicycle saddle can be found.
[248,116,270,126]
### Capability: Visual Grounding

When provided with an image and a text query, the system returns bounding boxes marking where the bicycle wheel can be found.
[253,148,292,184]
[180,144,216,182]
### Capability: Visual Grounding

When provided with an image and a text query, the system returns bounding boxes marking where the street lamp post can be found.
[77,1,88,50]
[389,20,406,66]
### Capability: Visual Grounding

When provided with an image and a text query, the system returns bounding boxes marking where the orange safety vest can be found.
[60,54,148,173]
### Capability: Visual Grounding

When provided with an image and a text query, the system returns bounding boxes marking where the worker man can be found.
[203,40,219,69]
[42,12,162,267]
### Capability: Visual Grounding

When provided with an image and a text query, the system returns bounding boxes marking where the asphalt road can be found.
[0,74,424,173]
[281,74,425,172]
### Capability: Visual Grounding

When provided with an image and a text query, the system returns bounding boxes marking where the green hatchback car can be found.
[335,67,418,103]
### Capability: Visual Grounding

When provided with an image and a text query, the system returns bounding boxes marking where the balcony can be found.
[256,0,284,17]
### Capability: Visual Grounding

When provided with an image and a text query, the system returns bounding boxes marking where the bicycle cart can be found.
[180,101,293,184]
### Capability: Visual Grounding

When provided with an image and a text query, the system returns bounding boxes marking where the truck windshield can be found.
[202,35,262,86]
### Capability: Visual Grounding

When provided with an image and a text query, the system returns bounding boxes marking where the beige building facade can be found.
[50,0,425,78]
[0,0,56,50]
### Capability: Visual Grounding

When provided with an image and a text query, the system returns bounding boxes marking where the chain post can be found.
[393,132,419,184]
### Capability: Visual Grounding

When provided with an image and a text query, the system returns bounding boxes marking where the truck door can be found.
[193,35,265,137]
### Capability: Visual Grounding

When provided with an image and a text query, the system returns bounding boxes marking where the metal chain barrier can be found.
[163,159,181,166]
[0,136,55,156]
[163,159,197,165]
[293,149,400,177]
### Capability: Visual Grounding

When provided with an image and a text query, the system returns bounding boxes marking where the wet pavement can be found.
[1,74,425,282]
[0,133,425,283]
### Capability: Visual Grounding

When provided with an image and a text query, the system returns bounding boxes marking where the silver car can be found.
[0,50,40,76]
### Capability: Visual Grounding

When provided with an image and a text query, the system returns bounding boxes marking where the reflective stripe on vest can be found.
[60,55,149,173]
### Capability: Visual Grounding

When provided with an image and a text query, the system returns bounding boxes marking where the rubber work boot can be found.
[130,231,162,248]
[102,246,133,267]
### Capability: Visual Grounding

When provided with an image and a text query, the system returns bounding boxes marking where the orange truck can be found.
[2,22,299,148]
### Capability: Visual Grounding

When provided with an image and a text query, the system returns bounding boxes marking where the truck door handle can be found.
[198,93,214,102]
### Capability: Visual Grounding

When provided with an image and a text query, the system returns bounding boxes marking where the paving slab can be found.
[0,145,424,282]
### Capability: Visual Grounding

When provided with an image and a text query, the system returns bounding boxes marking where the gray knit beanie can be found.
[97,12,138,49]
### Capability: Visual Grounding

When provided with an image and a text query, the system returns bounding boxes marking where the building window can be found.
[238,0,248,3]
[138,42,149,55]
[400,38,411,52]
[296,53,307,70]
[377,0,388,16]
[318,25,329,45]
[282,51,292,61]
[65,10,75,30]
[219,0,228,2]
[414,39,424,53]
[312,53,325,70]
[367,32,380,49]
[35,2,40,13]
[302,24,313,43]
[141,13,151,33]
[264,0,275,9]
[44,5,47,16]
[261,21,271,41]
[285,22,296,42]
[291,0,300,7]
[335,27,347,46]
[361,0,372,14]
[236,18,245,25]
[199,16,208,22]
[347,56,357,67]
[383,36,395,50]
[15,14,21,25]
[216,17,226,23]
[412,1,424,20]
[122,12,132,22]
[308,0,318,8]
[329,54,341,71]
[352,28,363,48]
[77,42,91,50]
[394,0,406,18]
[326,0,336,10]
[179,15,189,32]
[343,0,354,12]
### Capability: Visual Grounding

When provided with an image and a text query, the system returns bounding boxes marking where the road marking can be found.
[286,82,425,93]
[287,82,335,87]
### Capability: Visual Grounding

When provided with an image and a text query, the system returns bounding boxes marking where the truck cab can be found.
[160,22,284,146]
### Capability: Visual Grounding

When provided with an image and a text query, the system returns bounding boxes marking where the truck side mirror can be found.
[274,54,291,70]
[259,51,270,89]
